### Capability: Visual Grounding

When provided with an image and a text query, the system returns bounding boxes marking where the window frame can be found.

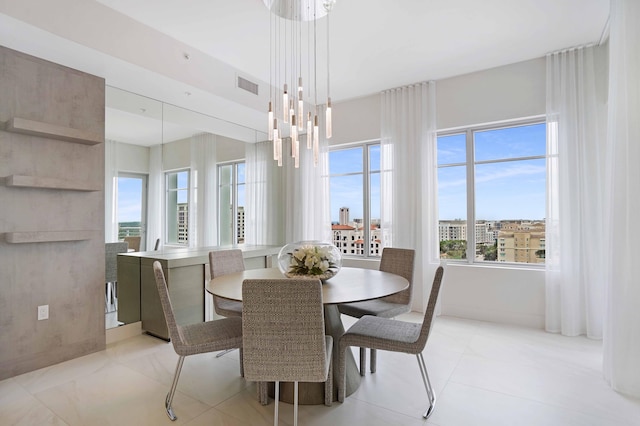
[329,140,381,258]
[437,117,547,268]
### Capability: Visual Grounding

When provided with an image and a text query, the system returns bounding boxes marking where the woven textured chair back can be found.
[153,261,186,350]
[105,242,128,282]
[242,278,328,383]
[414,266,444,351]
[209,249,245,278]
[123,236,141,252]
[379,247,415,305]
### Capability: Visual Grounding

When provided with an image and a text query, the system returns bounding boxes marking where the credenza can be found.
[117,245,281,340]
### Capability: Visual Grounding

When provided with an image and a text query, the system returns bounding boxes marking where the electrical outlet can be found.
[37,305,49,320]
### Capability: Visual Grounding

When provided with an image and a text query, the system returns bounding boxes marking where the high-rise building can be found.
[339,207,349,225]
[177,203,188,244]
[237,206,245,243]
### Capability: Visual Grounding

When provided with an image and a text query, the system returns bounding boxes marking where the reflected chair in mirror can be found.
[242,278,333,426]
[337,247,416,375]
[123,235,141,252]
[209,249,245,362]
[338,266,444,419]
[153,261,243,421]
[105,242,128,313]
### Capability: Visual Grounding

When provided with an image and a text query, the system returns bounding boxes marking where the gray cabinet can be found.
[117,245,280,340]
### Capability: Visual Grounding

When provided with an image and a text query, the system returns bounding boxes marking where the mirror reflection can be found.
[104,86,265,329]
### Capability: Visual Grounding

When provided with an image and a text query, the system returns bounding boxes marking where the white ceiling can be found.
[0,0,610,145]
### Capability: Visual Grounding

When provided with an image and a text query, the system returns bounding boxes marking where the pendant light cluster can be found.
[265,0,335,168]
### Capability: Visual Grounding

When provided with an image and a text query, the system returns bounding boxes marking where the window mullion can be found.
[363,145,370,256]
[466,129,475,263]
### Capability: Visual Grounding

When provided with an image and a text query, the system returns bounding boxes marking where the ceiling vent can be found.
[237,76,259,95]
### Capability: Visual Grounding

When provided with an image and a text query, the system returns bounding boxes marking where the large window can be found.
[329,143,382,257]
[165,169,189,245]
[437,121,546,265]
[117,173,147,248]
[218,162,245,245]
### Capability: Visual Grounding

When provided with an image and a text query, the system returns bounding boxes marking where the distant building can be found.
[237,206,245,243]
[178,203,188,244]
[332,223,382,256]
[497,221,545,264]
[339,207,349,225]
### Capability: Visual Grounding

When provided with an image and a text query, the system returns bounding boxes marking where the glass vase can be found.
[277,241,342,281]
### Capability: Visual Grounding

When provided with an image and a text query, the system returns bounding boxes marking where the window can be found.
[437,121,546,265]
[218,162,245,245]
[329,143,382,257]
[117,173,148,249]
[166,169,189,245]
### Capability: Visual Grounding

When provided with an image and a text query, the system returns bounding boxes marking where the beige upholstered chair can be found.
[209,249,245,318]
[338,247,415,375]
[152,261,243,421]
[338,266,444,419]
[242,278,333,426]
[123,235,141,252]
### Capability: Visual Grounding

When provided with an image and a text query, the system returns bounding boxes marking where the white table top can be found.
[206,267,409,305]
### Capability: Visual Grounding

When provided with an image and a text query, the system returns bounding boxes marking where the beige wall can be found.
[0,46,106,379]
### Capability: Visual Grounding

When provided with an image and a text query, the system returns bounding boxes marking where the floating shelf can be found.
[3,230,96,244]
[4,175,100,191]
[2,117,102,145]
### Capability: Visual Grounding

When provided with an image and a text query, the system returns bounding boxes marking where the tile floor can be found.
[2,314,639,425]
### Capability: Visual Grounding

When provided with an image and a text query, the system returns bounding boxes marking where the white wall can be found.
[117,142,149,173]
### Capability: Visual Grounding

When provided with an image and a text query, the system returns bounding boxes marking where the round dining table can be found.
[206,266,409,404]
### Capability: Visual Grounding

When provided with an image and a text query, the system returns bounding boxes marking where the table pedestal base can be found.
[270,305,361,404]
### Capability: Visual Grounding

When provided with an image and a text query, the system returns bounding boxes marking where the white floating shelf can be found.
[4,175,100,191]
[2,117,102,145]
[4,230,96,244]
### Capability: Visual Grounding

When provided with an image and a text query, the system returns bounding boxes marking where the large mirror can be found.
[104,86,266,328]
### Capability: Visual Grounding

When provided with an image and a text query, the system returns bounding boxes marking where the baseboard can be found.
[106,321,142,345]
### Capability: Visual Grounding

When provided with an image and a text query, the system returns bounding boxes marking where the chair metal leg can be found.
[416,353,436,419]
[274,380,280,426]
[294,381,299,426]
[215,348,236,358]
[165,356,185,421]
[359,347,366,376]
[370,349,377,373]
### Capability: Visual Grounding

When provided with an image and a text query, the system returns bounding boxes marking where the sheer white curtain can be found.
[104,139,118,242]
[245,140,283,246]
[282,135,331,243]
[190,133,218,247]
[380,81,439,311]
[604,0,640,398]
[545,45,608,338]
[146,144,164,250]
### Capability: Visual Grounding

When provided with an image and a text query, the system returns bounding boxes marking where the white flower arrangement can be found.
[286,244,340,278]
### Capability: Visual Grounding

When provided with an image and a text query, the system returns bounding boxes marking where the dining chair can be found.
[242,278,333,426]
[338,266,444,419]
[209,249,245,319]
[337,247,415,375]
[123,235,141,252]
[152,261,243,421]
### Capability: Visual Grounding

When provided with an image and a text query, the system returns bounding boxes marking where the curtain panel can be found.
[604,0,640,398]
[104,139,118,242]
[146,144,164,250]
[245,140,284,246]
[380,81,439,311]
[545,45,608,338]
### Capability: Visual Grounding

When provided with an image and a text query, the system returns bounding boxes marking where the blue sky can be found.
[117,177,143,222]
[330,123,546,223]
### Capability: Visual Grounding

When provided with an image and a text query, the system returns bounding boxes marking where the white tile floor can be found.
[2,314,639,425]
